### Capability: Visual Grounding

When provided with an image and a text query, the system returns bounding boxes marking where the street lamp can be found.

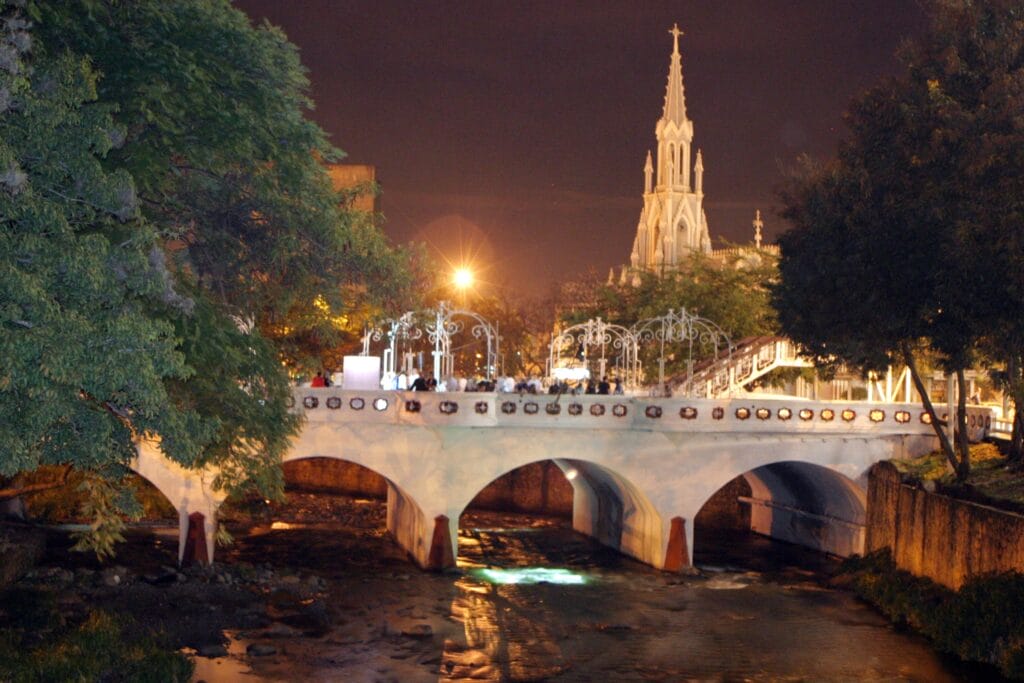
[453,267,474,290]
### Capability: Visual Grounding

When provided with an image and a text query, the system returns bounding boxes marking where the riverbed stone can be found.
[246,643,278,657]
[401,623,433,638]
[197,643,227,657]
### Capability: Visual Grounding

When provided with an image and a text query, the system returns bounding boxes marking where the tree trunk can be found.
[902,342,960,473]
[955,367,971,481]
[1009,355,1024,462]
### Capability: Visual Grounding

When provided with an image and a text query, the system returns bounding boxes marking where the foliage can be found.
[0,602,193,683]
[774,0,1024,478]
[1,0,415,556]
[22,468,176,522]
[558,255,778,379]
[841,551,1024,679]
[69,474,132,561]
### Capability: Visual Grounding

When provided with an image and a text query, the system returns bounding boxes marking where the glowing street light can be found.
[453,266,474,290]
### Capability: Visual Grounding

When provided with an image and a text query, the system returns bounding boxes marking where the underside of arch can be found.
[552,458,668,569]
[696,461,867,558]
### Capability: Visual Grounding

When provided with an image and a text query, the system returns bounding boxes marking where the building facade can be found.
[627,25,711,280]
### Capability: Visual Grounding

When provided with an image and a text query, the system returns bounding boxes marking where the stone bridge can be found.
[134,388,993,570]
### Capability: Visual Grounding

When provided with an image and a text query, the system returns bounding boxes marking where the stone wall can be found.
[694,475,752,531]
[283,458,387,497]
[283,458,573,518]
[463,460,573,517]
[866,461,1024,589]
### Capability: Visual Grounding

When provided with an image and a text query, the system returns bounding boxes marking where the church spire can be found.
[661,24,687,124]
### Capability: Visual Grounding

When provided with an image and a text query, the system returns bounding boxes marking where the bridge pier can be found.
[386,481,457,570]
[133,440,225,565]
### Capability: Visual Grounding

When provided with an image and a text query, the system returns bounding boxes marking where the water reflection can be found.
[195,504,1006,682]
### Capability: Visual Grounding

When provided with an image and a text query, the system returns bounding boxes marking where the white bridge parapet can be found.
[132,387,994,571]
[294,388,991,441]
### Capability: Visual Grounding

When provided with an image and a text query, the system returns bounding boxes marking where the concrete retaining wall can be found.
[866,461,1024,589]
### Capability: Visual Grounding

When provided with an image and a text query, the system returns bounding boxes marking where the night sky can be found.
[234,1,928,297]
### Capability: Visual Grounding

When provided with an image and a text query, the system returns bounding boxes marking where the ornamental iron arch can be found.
[631,307,733,397]
[361,311,423,377]
[549,317,641,388]
[426,301,500,382]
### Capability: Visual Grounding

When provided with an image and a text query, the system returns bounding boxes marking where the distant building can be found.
[327,163,378,214]
[614,26,775,286]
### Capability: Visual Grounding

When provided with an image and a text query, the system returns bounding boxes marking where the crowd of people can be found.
[303,368,626,395]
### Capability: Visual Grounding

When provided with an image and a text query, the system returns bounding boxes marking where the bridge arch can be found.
[453,457,671,570]
[692,458,868,559]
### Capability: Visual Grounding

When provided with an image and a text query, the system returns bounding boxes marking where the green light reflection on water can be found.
[471,567,588,585]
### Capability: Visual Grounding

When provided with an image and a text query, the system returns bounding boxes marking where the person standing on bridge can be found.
[311,371,326,388]
[598,377,610,394]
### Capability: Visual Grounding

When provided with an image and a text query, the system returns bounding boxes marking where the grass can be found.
[0,588,193,683]
[840,551,1024,680]
[892,442,1024,510]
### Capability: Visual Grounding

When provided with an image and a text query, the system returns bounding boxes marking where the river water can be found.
[189,503,999,682]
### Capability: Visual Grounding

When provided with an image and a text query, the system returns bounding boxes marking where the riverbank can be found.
[837,550,1024,679]
[1,491,1006,682]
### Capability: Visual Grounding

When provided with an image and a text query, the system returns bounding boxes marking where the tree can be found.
[559,255,778,381]
[774,0,1024,479]
[1,0,413,555]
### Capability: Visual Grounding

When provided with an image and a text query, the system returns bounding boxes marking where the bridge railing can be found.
[291,388,993,441]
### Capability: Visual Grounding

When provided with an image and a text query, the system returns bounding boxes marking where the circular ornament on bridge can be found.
[568,403,583,416]
[735,407,751,420]
[524,401,540,415]
[969,414,977,428]
[404,400,421,413]
[679,406,698,420]
[285,395,295,408]
[590,404,606,417]
[920,412,932,425]
[798,408,814,421]
[712,407,724,420]
[545,402,562,415]
[820,408,835,422]
[645,405,663,419]
[439,400,458,415]
[501,401,517,415]
[613,404,628,418]
[869,409,885,423]
[349,397,365,410]
[475,401,489,415]
[777,407,792,421]
[755,407,771,421]
[373,398,389,412]
[841,409,857,422]
[302,396,319,410]
[326,396,342,410]
[894,410,911,423]
[986,416,992,428]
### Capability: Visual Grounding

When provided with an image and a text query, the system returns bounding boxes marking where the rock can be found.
[142,570,178,586]
[263,622,302,638]
[597,623,634,633]
[280,574,301,585]
[0,524,45,590]
[197,644,227,658]
[246,643,277,657]
[101,566,129,587]
[401,624,433,638]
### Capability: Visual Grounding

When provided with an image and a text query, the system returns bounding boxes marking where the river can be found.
[187,502,1001,682]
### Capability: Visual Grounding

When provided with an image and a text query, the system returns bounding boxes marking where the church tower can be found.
[629,24,711,276]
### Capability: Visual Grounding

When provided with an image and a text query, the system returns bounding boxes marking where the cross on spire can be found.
[753,209,764,249]
[669,23,684,53]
